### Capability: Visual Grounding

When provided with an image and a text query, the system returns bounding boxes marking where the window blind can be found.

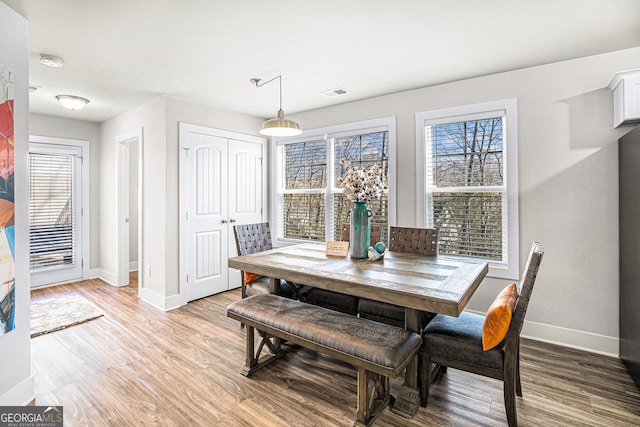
[29,152,76,271]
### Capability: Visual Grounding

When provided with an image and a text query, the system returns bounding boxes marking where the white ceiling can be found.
[3,0,640,123]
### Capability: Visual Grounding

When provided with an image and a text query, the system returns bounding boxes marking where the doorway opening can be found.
[116,129,143,293]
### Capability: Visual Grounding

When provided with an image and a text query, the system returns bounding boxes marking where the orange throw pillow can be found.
[244,272,263,284]
[482,283,518,351]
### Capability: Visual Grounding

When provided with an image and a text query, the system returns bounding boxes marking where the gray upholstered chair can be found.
[233,222,293,299]
[421,241,544,427]
[340,223,382,244]
[358,226,439,326]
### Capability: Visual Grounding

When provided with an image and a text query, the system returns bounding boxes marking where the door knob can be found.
[230,218,236,223]
[221,219,228,224]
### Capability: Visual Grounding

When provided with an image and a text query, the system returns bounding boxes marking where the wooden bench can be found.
[227,293,422,427]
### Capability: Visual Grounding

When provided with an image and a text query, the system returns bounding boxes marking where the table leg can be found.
[269,277,282,295]
[390,308,422,419]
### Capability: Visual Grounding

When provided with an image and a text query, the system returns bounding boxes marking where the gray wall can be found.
[29,114,100,269]
[286,46,640,354]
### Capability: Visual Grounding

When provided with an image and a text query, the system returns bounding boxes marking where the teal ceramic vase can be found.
[350,202,370,258]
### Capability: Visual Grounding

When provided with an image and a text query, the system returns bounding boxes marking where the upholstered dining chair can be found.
[420,241,544,427]
[232,222,293,299]
[358,226,439,327]
[298,223,385,315]
[340,223,382,245]
[388,226,438,255]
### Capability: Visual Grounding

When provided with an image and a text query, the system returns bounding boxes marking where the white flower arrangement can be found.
[337,158,384,203]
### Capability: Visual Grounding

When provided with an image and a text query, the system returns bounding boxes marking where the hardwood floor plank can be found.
[30,277,640,426]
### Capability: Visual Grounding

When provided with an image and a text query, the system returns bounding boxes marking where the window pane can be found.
[284,140,326,189]
[335,131,389,187]
[283,193,325,240]
[29,153,75,270]
[430,118,503,187]
[431,192,502,260]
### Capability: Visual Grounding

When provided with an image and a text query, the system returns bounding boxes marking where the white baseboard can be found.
[139,287,183,311]
[91,268,118,287]
[520,319,618,357]
[0,375,34,406]
[129,261,138,271]
[466,310,619,357]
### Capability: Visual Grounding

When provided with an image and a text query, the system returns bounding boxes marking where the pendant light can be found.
[250,75,302,137]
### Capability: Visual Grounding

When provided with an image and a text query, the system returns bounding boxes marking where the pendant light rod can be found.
[250,75,283,110]
[250,73,302,137]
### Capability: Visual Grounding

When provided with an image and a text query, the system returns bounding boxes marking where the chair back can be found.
[506,242,544,342]
[340,224,382,244]
[388,226,438,255]
[233,222,273,256]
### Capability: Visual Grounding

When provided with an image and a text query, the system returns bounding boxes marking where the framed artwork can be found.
[0,64,15,335]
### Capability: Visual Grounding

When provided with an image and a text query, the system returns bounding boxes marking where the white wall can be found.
[28,114,100,269]
[164,97,265,297]
[99,96,166,293]
[0,1,33,405]
[98,96,263,307]
[287,46,640,355]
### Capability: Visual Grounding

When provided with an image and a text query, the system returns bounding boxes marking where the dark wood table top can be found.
[228,243,488,316]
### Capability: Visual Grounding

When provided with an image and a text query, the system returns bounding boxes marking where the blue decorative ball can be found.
[374,242,386,253]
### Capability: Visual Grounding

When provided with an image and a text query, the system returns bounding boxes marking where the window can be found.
[274,118,395,244]
[416,99,519,279]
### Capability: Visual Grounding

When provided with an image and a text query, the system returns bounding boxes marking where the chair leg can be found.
[515,344,522,397]
[420,353,431,407]
[504,357,519,427]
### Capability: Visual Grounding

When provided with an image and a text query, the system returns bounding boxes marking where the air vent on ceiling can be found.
[321,87,350,98]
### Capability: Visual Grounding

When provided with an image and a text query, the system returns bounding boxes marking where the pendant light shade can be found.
[251,74,302,137]
[260,109,301,136]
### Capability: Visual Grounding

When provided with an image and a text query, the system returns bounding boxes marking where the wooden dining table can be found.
[228,242,488,418]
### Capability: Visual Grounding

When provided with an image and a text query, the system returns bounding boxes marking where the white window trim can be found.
[415,99,519,279]
[271,117,396,247]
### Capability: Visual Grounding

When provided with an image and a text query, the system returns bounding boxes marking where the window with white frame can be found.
[274,118,395,244]
[416,99,519,279]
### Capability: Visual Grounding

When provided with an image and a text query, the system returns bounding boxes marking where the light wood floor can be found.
[31,276,640,426]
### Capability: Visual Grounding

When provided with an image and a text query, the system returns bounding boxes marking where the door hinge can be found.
[81,259,84,268]
[186,211,189,220]
[186,274,189,283]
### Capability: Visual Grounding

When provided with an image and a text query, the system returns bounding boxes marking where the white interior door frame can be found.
[116,128,143,291]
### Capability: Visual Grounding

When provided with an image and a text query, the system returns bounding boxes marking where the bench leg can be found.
[241,326,285,377]
[354,368,391,427]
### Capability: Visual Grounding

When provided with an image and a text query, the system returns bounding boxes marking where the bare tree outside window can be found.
[278,130,389,242]
[427,118,504,259]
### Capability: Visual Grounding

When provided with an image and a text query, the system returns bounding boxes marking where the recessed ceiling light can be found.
[40,54,64,68]
[321,87,350,98]
[29,86,40,93]
[56,95,89,110]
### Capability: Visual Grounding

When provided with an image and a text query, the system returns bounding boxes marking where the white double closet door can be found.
[180,123,264,302]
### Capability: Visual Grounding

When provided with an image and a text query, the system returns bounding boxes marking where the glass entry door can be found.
[29,142,83,287]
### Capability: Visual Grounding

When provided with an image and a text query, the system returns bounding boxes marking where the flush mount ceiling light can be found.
[56,95,89,110]
[39,54,64,68]
[250,74,302,137]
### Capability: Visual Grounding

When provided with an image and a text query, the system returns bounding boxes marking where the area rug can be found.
[30,292,104,338]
